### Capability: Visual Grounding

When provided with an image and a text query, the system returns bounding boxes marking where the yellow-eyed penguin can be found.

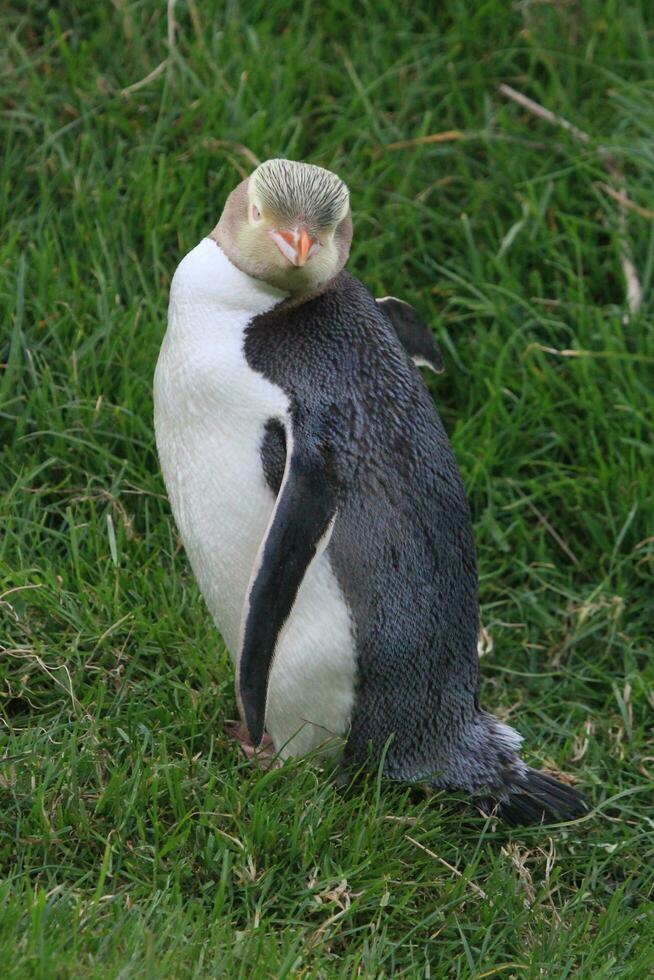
[153,159,587,825]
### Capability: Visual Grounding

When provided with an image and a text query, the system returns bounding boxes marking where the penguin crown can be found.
[252,159,350,229]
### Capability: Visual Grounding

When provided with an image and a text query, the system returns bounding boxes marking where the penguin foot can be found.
[224,719,281,769]
[479,768,588,827]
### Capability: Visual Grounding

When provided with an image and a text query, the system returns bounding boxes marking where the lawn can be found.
[1,1,653,976]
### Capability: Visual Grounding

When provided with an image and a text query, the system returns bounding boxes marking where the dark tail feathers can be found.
[480,768,588,827]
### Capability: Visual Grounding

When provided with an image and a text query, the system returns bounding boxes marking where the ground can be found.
[1,1,653,977]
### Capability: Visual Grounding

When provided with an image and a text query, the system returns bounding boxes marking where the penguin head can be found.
[212,159,352,296]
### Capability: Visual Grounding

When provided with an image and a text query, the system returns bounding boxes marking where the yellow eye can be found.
[252,204,262,221]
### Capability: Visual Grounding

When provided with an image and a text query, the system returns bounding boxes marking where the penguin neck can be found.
[270,271,344,313]
[168,238,288,340]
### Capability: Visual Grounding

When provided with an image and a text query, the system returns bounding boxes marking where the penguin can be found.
[153,158,587,825]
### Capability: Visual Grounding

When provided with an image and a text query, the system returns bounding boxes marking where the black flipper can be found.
[237,424,337,748]
[480,769,588,827]
[376,296,444,374]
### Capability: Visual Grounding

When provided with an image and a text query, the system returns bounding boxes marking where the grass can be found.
[1,0,654,976]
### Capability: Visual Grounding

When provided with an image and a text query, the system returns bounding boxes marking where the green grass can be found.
[2,0,654,976]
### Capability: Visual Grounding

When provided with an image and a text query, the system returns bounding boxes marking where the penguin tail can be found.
[479,768,588,827]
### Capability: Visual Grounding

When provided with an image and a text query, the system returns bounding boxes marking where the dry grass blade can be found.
[387,130,467,150]
[406,836,487,899]
[122,0,177,96]
[594,182,654,220]
[499,83,643,313]
[498,84,591,144]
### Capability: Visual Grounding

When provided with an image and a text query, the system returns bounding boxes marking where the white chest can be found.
[153,240,288,653]
[153,240,356,757]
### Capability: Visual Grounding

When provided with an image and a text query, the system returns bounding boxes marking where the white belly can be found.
[153,239,356,758]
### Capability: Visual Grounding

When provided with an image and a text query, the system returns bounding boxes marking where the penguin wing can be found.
[237,426,338,748]
[376,296,444,374]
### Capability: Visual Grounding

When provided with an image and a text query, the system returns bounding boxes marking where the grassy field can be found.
[2,0,654,976]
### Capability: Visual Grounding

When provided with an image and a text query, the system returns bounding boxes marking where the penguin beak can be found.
[269,226,320,267]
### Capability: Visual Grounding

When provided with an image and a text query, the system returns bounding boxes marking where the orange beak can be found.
[296,228,312,266]
[269,226,319,267]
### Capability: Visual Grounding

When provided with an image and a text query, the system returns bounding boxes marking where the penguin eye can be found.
[251,203,262,222]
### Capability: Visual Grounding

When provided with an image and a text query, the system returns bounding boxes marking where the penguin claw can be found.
[224,719,281,769]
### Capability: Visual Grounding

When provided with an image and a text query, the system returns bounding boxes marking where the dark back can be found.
[245,271,480,779]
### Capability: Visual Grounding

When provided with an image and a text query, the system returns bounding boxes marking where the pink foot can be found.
[224,720,281,769]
